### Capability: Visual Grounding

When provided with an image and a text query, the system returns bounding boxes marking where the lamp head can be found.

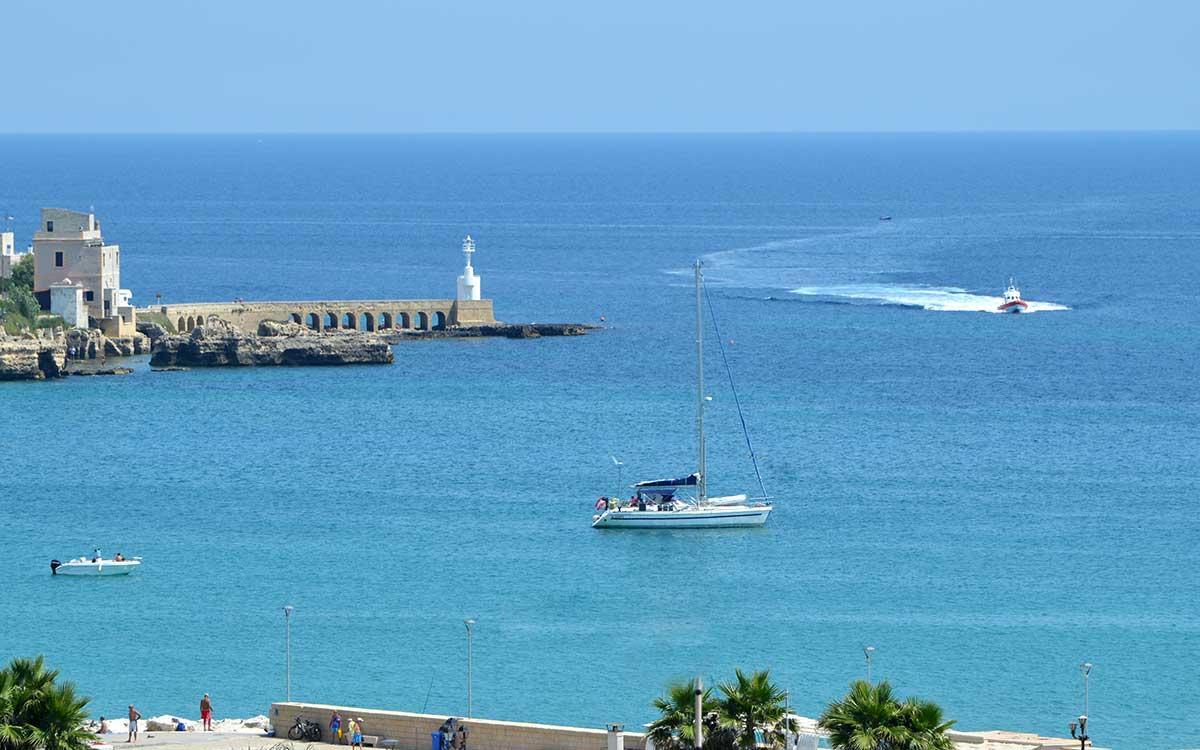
[283,605,294,616]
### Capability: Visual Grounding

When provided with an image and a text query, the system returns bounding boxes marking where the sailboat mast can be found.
[695,260,707,504]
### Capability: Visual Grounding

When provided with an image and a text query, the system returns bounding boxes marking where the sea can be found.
[1,133,1197,750]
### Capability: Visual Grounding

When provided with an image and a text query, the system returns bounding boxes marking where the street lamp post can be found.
[863,646,876,683]
[1069,715,1089,750]
[283,605,294,701]
[464,619,476,718]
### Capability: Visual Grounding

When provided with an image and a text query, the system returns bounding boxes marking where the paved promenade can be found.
[93,733,299,750]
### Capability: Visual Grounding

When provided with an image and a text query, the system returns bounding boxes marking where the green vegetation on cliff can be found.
[0,256,63,334]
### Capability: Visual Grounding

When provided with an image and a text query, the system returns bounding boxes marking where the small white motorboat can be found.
[51,549,141,576]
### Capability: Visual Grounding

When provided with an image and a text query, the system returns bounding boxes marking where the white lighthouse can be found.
[456,235,482,301]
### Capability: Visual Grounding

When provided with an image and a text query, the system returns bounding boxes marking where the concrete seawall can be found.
[270,702,646,750]
[269,702,1082,750]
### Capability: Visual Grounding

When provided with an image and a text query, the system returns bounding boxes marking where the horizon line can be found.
[1,128,1199,137]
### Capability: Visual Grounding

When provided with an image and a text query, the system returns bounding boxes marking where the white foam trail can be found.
[789,284,1070,313]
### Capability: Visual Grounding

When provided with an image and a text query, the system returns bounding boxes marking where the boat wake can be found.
[788,284,1071,314]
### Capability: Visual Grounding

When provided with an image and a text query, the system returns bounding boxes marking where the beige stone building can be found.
[33,208,136,336]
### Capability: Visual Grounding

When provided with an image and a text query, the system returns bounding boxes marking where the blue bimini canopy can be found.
[633,473,698,498]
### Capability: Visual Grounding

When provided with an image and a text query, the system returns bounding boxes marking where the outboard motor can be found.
[50,560,61,575]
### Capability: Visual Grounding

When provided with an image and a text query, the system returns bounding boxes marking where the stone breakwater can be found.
[388,322,593,340]
[150,320,394,368]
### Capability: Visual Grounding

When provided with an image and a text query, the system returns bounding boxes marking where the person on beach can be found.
[329,711,342,743]
[200,693,213,731]
[127,705,141,743]
[98,717,109,734]
[350,718,364,750]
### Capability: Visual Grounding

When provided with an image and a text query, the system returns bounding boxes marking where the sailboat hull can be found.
[592,505,771,529]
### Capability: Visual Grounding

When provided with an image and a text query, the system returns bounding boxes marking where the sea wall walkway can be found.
[270,702,1083,750]
[149,299,495,333]
[271,702,646,750]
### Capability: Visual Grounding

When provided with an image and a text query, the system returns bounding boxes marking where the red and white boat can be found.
[998,278,1029,313]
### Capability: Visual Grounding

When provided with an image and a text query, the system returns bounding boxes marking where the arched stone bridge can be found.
[151,299,494,334]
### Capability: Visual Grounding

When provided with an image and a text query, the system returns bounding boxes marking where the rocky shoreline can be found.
[0,331,66,381]
[1,319,595,380]
[150,320,394,368]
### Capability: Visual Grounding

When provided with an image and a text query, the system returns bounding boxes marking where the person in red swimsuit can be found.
[200,694,213,731]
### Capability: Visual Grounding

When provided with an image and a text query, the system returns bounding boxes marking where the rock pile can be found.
[151,319,394,368]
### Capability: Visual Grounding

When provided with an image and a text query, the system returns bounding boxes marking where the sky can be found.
[4,0,1198,133]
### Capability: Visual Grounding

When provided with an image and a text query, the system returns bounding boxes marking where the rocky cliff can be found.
[0,333,67,381]
[150,320,393,368]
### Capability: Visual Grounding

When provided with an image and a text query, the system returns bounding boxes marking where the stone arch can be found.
[432,311,448,330]
[341,312,357,330]
[416,311,430,330]
[399,312,411,329]
[377,312,393,330]
[305,312,321,331]
[323,312,338,330]
[361,312,375,331]
[290,313,303,325]
[186,316,196,330]
[177,316,186,332]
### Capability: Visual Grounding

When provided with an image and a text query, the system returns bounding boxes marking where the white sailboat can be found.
[592,260,773,529]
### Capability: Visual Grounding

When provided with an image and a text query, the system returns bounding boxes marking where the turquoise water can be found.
[2,134,1197,749]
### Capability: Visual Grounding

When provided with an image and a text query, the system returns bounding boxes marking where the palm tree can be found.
[896,698,954,750]
[648,679,720,750]
[818,680,954,750]
[0,656,94,750]
[716,669,793,750]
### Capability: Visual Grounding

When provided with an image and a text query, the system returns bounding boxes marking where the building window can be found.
[55,251,64,267]
[46,220,54,232]
[85,290,94,301]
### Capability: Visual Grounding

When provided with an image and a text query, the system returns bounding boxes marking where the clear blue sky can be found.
[6,0,1198,132]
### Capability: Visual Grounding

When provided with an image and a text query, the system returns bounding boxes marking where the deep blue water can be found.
[1,134,1197,750]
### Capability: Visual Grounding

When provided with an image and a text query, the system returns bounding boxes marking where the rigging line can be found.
[702,278,769,500]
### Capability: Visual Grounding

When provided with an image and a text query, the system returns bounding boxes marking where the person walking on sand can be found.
[200,693,213,731]
[329,711,342,744]
[127,705,142,743]
[350,717,364,750]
